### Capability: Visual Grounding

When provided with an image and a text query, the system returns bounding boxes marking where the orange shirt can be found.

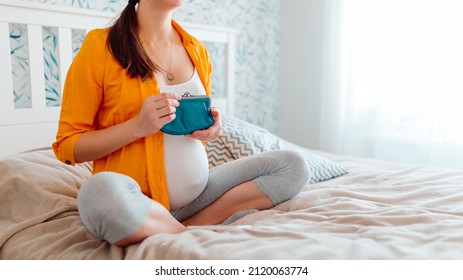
[52,21,212,210]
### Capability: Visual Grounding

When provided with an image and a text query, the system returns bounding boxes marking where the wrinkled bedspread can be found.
[1,148,463,259]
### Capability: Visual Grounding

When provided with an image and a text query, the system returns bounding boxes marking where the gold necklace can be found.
[144,29,175,81]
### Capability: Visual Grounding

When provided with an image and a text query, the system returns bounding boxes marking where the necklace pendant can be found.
[167,72,175,81]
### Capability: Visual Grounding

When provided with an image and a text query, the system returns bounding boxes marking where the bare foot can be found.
[114,202,186,247]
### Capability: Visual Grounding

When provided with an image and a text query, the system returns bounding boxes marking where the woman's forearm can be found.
[74,117,144,163]
[74,93,180,163]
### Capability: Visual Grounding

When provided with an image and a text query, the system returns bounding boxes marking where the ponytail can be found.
[107,0,158,79]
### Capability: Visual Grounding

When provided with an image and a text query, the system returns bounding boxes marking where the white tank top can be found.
[158,69,209,210]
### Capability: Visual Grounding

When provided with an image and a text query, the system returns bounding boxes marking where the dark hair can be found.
[107,1,159,79]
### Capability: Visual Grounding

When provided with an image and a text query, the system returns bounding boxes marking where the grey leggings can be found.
[77,150,311,243]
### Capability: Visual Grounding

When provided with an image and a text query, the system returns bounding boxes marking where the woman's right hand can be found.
[135,92,181,138]
[73,92,180,163]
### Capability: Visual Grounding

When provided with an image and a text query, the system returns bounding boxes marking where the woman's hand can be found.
[73,92,180,163]
[186,107,222,141]
[135,92,181,138]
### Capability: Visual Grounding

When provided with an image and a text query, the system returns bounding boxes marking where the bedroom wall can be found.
[277,0,325,149]
[12,0,280,131]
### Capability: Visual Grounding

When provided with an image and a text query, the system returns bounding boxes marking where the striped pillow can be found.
[206,115,347,183]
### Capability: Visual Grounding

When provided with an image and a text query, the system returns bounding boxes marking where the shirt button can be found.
[65,160,71,165]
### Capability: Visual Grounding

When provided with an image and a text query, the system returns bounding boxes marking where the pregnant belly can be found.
[163,134,209,210]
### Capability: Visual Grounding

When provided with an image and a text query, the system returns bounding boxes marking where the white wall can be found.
[277,0,343,151]
[277,0,324,148]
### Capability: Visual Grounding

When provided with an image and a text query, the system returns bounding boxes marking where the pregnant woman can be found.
[53,0,310,247]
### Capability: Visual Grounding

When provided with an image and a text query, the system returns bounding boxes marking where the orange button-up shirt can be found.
[52,21,212,210]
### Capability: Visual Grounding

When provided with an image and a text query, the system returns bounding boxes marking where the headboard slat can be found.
[58,27,73,95]
[0,22,13,110]
[0,0,114,30]
[27,24,46,110]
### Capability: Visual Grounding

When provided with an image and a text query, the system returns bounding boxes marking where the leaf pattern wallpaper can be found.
[12,0,280,130]
[9,23,31,109]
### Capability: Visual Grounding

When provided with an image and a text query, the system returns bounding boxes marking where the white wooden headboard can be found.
[0,0,236,158]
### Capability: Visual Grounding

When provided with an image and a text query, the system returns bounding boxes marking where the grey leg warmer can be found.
[77,172,152,244]
[171,150,311,222]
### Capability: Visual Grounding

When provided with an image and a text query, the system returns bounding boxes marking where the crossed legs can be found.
[77,150,310,246]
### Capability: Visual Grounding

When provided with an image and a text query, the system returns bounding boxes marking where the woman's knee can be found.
[257,150,311,204]
[265,149,310,181]
[77,172,152,244]
[283,150,311,185]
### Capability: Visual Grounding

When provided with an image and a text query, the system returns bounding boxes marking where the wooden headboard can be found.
[0,0,236,158]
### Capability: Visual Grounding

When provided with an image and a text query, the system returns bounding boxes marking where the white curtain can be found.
[321,0,463,169]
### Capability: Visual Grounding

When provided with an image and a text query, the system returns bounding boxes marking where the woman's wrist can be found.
[128,116,147,141]
[129,115,161,140]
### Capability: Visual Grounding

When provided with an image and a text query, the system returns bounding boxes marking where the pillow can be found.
[206,115,347,183]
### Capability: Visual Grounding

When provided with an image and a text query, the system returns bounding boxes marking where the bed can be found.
[2,1,463,260]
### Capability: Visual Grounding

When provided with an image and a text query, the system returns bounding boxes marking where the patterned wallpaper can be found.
[176,0,281,131]
[12,0,280,130]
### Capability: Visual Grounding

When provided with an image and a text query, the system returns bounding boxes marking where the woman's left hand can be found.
[186,107,222,141]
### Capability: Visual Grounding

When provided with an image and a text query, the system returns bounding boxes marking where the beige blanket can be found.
[1,148,463,259]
